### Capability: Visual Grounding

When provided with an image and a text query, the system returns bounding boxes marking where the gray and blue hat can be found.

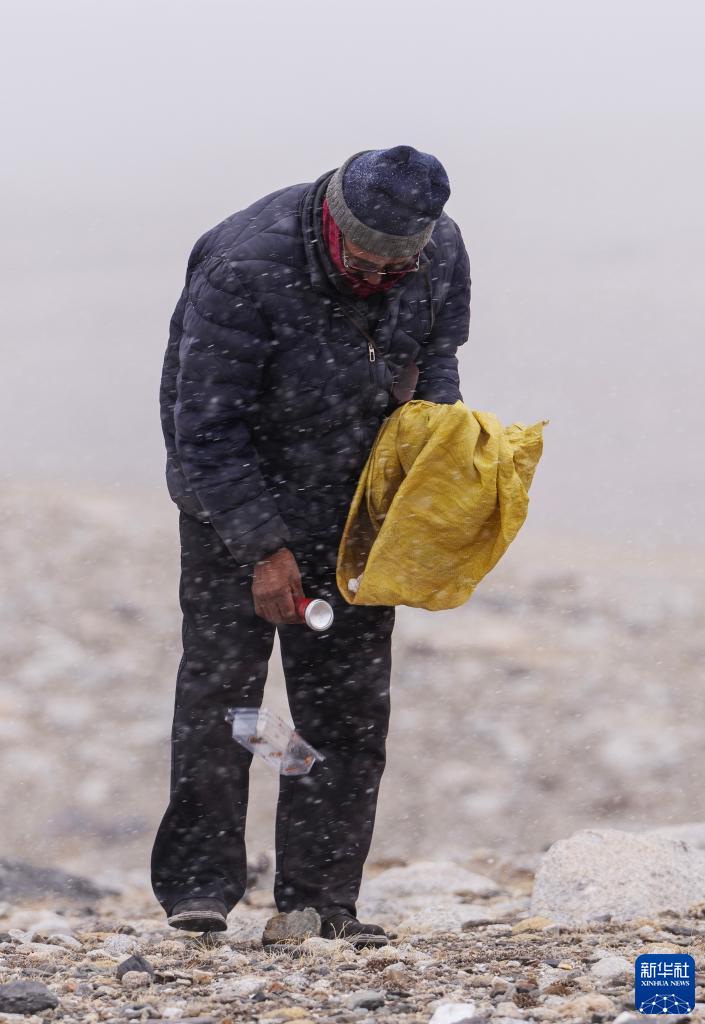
[325,145,451,260]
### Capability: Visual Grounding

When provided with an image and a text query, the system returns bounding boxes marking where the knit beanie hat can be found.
[324,145,451,260]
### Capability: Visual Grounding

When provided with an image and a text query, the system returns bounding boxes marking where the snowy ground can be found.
[2,479,705,890]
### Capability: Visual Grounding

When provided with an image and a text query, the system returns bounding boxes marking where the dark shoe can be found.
[320,908,389,948]
[167,897,228,932]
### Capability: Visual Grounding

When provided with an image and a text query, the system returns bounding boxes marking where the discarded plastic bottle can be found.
[225,707,326,776]
[294,596,334,631]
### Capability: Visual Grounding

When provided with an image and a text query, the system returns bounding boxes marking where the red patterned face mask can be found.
[321,197,412,297]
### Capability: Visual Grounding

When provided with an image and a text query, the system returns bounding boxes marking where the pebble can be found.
[511,916,555,934]
[102,934,139,957]
[116,954,155,980]
[221,952,249,969]
[262,908,321,946]
[561,992,615,1016]
[46,933,82,949]
[490,975,511,994]
[154,940,188,955]
[428,1002,478,1024]
[120,971,151,989]
[16,941,61,955]
[380,963,413,990]
[590,954,632,983]
[344,989,386,1010]
[464,974,494,988]
[0,980,60,1014]
[191,970,213,985]
[213,975,267,1000]
[26,949,59,964]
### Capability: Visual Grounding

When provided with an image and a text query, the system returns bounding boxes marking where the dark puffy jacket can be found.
[159,164,471,567]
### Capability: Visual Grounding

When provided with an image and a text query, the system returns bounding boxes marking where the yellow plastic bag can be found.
[336,400,548,610]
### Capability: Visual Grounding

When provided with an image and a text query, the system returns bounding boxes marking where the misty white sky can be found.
[2,0,704,545]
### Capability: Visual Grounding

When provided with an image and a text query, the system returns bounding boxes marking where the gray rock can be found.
[262,906,321,945]
[116,954,154,980]
[530,828,705,924]
[0,980,60,1013]
[344,989,386,1010]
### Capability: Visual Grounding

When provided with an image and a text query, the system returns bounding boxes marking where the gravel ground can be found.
[2,854,705,1024]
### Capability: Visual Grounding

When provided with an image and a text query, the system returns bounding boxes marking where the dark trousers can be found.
[150,510,395,918]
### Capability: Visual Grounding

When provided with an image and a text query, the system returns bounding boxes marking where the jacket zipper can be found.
[334,303,378,381]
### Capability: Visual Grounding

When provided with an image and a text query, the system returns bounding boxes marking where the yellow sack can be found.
[336,400,548,610]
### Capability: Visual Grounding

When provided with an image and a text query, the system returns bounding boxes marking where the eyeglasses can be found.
[341,237,421,275]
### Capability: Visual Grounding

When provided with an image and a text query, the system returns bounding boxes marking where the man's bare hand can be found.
[252,547,305,624]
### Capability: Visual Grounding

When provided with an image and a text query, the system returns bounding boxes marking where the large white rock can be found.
[362,861,499,900]
[646,822,705,849]
[531,828,705,924]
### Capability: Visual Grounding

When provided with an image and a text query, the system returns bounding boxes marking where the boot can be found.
[167,897,228,932]
[320,907,388,948]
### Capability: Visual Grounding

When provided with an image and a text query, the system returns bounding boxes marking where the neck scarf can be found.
[321,196,412,298]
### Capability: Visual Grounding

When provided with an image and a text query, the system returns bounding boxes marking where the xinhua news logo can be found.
[635,953,695,1015]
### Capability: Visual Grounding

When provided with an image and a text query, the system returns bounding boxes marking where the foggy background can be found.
[2,0,705,890]
[3,0,704,542]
